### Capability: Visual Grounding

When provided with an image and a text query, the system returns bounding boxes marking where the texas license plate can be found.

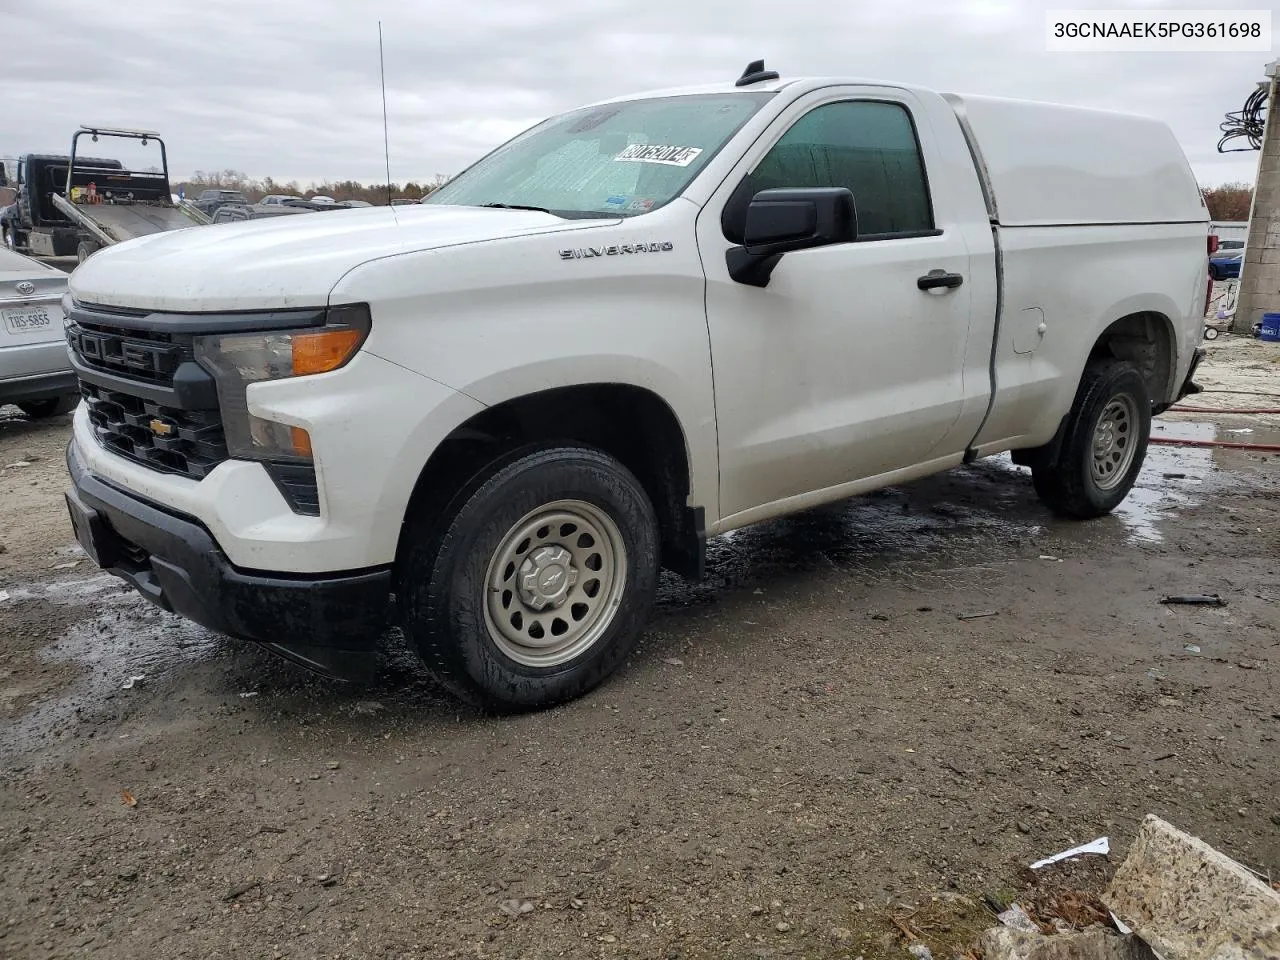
[1,305,52,334]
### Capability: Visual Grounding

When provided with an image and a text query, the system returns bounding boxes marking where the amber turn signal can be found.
[292,328,365,375]
[290,426,313,458]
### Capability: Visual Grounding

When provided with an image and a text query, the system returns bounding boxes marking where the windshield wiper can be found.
[473,202,612,220]
[480,202,556,214]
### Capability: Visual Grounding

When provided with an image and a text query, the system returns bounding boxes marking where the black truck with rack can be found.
[0,126,209,263]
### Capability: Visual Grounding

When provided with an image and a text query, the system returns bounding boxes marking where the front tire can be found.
[398,446,660,711]
[1031,360,1151,519]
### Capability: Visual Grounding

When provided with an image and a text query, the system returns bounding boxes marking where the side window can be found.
[750,100,934,237]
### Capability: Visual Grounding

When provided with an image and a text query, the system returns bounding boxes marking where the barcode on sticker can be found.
[614,144,704,167]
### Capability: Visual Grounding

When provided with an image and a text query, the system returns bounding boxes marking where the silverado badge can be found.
[558,241,673,260]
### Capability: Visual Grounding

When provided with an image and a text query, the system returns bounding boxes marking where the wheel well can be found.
[398,384,703,580]
[1012,310,1176,469]
[1087,311,1175,406]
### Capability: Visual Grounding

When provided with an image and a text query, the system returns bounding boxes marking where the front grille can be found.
[67,300,320,514]
[66,302,230,483]
[68,320,190,386]
[80,382,228,479]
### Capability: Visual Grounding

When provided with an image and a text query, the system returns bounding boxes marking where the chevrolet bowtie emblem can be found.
[149,419,174,436]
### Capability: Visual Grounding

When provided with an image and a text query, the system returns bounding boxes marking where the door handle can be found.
[917,270,964,291]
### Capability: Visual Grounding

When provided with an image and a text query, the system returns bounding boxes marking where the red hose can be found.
[1150,437,1280,451]
[1197,389,1280,399]
[1161,388,1280,449]
[1173,405,1280,414]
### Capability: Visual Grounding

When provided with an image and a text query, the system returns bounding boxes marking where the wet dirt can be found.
[0,351,1278,960]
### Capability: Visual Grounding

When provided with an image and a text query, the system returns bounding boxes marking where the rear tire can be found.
[76,240,99,263]
[398,446,660,712]
[1031,360,1150,519]
[17,395,78,419]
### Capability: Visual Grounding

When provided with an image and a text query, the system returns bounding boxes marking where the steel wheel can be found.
[483,499,628,668]
[1090,393,1138,491]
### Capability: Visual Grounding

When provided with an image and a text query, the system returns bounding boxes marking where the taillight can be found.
[1208,234,1220,254]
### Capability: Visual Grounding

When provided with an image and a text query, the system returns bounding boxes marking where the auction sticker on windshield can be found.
[2,305,53,336]
[614,144,704,166]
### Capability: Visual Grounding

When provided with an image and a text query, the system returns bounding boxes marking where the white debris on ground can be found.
[1030,837,1111,870]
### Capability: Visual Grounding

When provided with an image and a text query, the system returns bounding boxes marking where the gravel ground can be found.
[0,338,1277,960]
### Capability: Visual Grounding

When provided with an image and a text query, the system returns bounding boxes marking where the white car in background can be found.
[0,249,77,418]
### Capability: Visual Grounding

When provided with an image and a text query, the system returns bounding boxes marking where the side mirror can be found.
[744,187,857,255]
[728,187,857,286]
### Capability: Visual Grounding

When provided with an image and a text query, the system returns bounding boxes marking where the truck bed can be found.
[52,194,207,245]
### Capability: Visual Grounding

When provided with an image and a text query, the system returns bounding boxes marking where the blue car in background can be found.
[1209,251,1242,281]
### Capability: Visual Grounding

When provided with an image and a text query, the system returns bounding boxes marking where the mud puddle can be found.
[1,591,225,767]
[682,441,1237,603]
[1155,416,1280,447]
[1115,433,1217,543]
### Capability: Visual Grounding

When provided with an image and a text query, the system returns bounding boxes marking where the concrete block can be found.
[980,926,1156,960]
[1246,263,1280,283]
[1102,815,1280,960]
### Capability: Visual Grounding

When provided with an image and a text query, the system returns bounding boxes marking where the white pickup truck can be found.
[64,62,1209,710]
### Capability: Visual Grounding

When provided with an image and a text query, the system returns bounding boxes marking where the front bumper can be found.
[66,439,391,680]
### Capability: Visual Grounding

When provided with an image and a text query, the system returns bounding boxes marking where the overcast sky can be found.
[6,0,1275,188]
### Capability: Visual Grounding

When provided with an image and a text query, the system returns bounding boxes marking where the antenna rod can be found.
[379,21,392,205]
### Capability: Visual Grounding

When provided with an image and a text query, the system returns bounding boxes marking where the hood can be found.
[68,204,608,313]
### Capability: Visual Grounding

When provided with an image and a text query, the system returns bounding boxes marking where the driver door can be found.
[697,88,980,521]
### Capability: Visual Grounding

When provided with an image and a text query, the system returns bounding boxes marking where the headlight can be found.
[194,303,370,462]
